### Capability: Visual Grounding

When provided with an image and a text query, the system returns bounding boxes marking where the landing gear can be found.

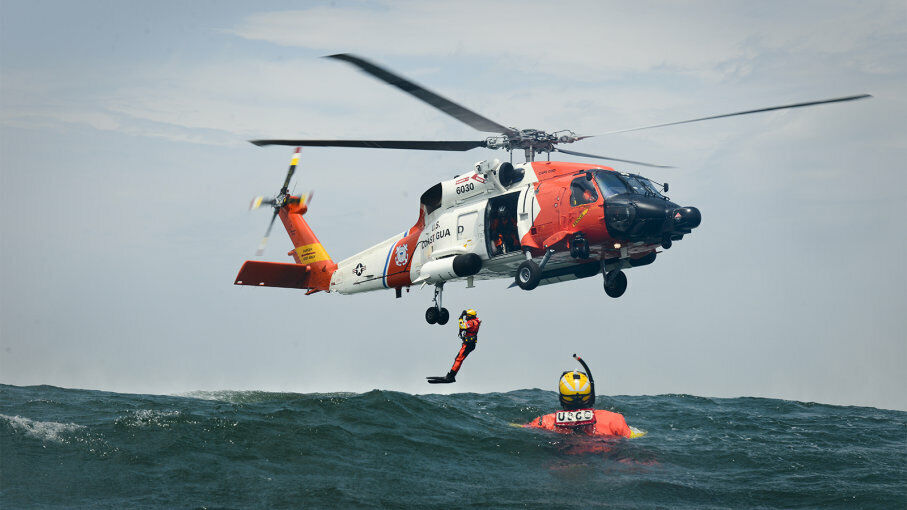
[515,249,553,291]
[516,260,541,290]
[425,283,449,325]
[570,232,590,259]
[603,269,627,298]
[425,307,449,324]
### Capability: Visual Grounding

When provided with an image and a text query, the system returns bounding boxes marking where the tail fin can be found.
[235,198,337,292]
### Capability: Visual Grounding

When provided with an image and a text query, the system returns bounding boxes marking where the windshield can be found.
[625,175,665,198]
[594,171,629,198]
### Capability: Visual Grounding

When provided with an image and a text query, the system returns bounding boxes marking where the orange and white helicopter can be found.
[235,54,869,324]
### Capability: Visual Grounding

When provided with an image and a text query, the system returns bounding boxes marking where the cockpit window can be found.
[626,175,665,198]
[594,171,630,198]
[569,177,599,206]
[623,175,648,195]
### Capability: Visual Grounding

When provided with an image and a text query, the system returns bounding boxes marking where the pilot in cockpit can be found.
[570,179,598,206]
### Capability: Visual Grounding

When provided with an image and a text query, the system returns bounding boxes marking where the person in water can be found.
[525,354,641,438]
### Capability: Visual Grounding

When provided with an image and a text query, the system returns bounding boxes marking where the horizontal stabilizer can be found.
[235,260,312,289]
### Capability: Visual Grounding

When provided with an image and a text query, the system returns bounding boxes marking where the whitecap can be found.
[0,414,84,443]
[115,409,181,428]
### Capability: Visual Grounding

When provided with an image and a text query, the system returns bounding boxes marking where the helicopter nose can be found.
[672,206,701,229]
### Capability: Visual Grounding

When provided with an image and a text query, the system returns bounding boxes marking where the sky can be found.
[1,0,905,410]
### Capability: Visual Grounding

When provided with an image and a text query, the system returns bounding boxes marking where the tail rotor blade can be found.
[280,147,301,193]
[255,210,280,256]
[250,196,277,211]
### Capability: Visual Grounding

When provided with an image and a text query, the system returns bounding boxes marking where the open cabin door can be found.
[485,192,522,258]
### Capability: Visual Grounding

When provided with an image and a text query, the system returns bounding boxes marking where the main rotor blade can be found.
[326,54,515,135]
[256,210,280,257]
[251,139,487,151]
[595,94,872,136]
[554,148,673,169]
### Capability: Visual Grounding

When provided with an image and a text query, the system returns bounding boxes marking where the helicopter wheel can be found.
[604,270,627,298]
[425,307,439,324]
[516,260,541,291]
[437,308,450,325]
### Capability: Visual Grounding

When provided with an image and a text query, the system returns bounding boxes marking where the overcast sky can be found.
[2,0,905,410]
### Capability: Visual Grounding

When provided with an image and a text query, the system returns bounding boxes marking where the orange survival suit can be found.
[447,310,480,382]
[525,409,632,438]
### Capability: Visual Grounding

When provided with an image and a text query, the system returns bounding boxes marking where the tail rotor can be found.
[250,147,303,256]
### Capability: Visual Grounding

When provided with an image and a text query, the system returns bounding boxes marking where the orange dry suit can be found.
[490,216,518,253]
[524,409,632,438]
[450,317,480,374]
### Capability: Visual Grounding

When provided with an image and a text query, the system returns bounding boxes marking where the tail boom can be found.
[235,199,336,292]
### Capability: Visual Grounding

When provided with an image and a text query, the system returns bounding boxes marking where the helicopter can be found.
[234,54,869,324]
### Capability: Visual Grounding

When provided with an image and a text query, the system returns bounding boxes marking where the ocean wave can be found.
[179,389,356,404]
[114,409,182,428]
[2,384,904,509]
[0,413,84,443]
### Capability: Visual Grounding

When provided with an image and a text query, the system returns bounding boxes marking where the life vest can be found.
[458,318,481,341]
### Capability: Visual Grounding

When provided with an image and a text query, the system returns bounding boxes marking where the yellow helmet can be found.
[558,366,596,410]
[465,309,477,318]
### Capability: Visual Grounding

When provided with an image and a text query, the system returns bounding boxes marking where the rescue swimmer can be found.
[524,354,645,438]
[427,309,481,384]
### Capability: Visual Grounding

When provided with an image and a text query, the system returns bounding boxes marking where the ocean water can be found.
[1,384,904,509]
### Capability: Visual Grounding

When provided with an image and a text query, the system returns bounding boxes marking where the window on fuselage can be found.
[420,183,442,215]
[569,177,599,206]
[594,171,630,198]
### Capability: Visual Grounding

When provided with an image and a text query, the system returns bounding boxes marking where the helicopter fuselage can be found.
[327,159,700,295]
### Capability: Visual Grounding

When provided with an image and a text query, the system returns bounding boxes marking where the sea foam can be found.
[0,413,84,443]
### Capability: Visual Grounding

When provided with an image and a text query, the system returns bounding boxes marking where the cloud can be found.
[3,1,902,151]
[229,1,905,78]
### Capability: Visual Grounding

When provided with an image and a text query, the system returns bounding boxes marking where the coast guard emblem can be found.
[395,244,409,266]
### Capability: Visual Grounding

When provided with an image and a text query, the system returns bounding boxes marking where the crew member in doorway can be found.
[524,354,645,438]
[491,206,519,255]
[446,309,481,382]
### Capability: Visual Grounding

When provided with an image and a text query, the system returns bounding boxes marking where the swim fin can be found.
[426,371,456,384]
